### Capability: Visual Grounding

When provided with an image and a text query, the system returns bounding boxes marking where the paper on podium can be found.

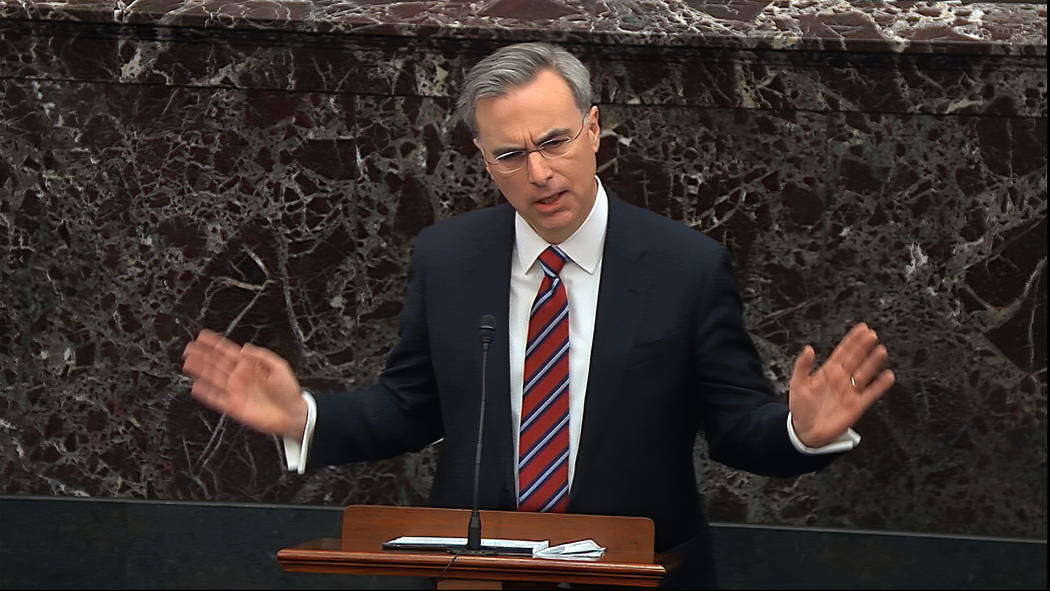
[383,536,548,556]
[534,539,606,561]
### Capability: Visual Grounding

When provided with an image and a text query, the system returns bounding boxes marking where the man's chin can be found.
[531,214,580,243]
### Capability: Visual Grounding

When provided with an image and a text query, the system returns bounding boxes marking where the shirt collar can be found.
[515,177,608,275]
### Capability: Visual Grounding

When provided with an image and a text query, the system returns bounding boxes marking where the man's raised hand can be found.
[788,323,895,448]
[181,329,308,440]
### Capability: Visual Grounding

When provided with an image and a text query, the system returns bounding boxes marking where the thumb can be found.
[791,345,816,385]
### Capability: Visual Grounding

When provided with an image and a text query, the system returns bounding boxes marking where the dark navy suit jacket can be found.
[308,194,837,582]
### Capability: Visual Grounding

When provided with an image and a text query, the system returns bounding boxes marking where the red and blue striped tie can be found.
[518,245,571,513]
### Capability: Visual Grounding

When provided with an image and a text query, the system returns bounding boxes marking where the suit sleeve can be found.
[692,248,839,477]
[306,234,444,468]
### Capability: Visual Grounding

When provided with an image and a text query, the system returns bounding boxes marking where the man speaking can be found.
[182,42,895,587]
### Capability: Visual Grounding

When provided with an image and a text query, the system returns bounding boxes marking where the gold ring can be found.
[850,375,859,391]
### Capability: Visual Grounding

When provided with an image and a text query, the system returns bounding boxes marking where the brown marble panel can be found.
[597,104,832,352]
[0,0,1045,543]
[0,82,475,506]
[1,80,253,498]
[804,111,1047,536]
[2,22,1044,121]
[0,0,1045,56]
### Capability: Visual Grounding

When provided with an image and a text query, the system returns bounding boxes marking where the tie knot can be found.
[538,246,567,276]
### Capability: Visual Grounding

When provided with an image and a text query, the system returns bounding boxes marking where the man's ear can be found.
[588,106,601,152]
[473,138,493,176]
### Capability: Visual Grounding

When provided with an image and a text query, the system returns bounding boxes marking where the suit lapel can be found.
[467,197,653,508]
[462,204,517,505]
[570,197,651,506]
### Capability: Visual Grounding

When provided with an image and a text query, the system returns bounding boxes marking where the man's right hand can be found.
[182,329,308,440]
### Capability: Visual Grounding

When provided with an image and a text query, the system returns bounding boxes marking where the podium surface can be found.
[277,505,667,588]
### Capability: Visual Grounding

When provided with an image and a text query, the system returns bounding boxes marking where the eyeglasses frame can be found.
[478,110,594,175]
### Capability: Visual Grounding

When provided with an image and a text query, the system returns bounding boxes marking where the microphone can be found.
[479,314,495,351]
[465,314,497,553]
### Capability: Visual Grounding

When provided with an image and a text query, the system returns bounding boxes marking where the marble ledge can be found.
[0,0,1045,56]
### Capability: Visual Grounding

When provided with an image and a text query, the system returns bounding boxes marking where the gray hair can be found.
[457,42,592,136]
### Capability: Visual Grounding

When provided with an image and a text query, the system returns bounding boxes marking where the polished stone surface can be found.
[0,1,1046,542]
[0,1,1045,55]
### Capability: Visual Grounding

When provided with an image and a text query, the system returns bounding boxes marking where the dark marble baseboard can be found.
[0,496,418,590]
[0,496,1044,589]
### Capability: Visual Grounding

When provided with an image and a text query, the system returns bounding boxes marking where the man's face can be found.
[473,69,600,244]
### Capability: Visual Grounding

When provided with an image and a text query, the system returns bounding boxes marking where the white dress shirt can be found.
[285,177,859,475]
[508,178,609,489]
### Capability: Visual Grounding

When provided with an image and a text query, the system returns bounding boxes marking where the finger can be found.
[826,323,869,365]
[183,335,230,367]
[860,369,895,403]
[851,344,889,390]
[195,328,230,347]
[182,346,213,379]
[240,343,291,374]
[198,329,246,367]
[226,353,268,394]
[183,340,231,369]
[189,379,231,413]
[184,361,234,396]
[186,329,241,365]
[183,337,218,361]
[839,369,895,424]
[791,345,817,387]
[182,349,234,392]
[184,329,219,357]
[827,323,878,374]
[183,330,242,374]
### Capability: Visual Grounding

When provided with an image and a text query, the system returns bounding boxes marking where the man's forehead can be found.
[473,70,580,141]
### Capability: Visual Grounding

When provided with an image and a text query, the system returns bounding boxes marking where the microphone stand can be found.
[462,314,496,556]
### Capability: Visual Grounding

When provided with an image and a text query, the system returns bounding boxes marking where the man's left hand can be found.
[789,323,895,448]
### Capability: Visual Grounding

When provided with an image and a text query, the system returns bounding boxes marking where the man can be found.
[182,43,894,587]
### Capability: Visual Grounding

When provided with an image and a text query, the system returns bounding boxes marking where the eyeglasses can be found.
[481,113,590,175]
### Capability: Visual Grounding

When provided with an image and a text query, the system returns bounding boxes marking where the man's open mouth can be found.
[537,191,565,205]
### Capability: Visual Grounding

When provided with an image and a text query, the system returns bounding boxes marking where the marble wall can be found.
[0,1,1046,540]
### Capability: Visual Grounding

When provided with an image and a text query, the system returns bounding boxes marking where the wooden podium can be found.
[277,505,668,588]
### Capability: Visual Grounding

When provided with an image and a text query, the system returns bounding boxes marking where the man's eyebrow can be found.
[491,144,524,157]
[492,127,573,155]
[535,127,573,145]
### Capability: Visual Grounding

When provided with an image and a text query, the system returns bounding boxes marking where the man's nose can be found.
[526,151,554,184]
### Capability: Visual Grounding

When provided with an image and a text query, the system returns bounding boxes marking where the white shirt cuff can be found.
[786,412,861,455]
[283,390,317,475]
